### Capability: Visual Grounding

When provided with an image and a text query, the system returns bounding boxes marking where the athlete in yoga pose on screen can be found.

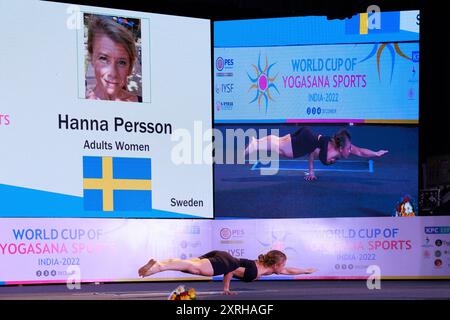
[245,127,388,180]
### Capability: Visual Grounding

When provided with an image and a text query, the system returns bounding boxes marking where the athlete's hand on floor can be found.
[305,268,318,274]
[304,173,317,181]
[223,290,238,295]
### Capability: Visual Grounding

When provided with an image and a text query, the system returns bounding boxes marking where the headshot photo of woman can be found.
[84,14,143,102]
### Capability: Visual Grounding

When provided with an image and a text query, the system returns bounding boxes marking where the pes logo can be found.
[216,57,234,71]
[0,114,10,126]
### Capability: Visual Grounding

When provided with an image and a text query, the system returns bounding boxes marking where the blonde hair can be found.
[257,250,287,267]
[87,15,137,75]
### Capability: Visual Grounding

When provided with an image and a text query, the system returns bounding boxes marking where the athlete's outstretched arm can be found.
[351,145,388,158]
[279,267,317,275]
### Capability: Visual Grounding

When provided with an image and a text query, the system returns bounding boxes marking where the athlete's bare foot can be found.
[138,259,159,277]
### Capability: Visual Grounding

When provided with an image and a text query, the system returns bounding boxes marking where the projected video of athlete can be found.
[244,127,388,181]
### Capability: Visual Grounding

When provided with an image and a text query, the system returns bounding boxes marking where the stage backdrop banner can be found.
[1,217,450,285]
[212,216,450,279]
[0,219,211,285]
[214,42,419,123]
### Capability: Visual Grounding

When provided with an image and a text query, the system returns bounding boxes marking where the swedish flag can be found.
[83,156,152,211]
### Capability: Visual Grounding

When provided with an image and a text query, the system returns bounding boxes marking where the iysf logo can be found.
[0,114,10,126]
[216,83,234,94]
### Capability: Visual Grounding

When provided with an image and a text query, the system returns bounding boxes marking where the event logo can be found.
[219,83,234,94]
[409,65,418,82]
[247,54,279,113]
[220,228,232,240]
[220,228,244,239]
[83,156,152,212]
[216,57,234,71]
[422,237,433,249]
[216,57,234,77]
[228,248,246,257]
[0,114,10,126]
[215,101,233,111]
[180,240,201,249]
[216,57,224,71]
[216,83,234,95]
[257,229,297,254]
[182,225,201,235]
[394,195,416,217]
[425,227,450,235]
[434,259,443,268]
[219,228,245,244]
[359,43,413,83]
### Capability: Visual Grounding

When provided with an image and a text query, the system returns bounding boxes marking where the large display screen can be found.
[214,11,420,218]
[1,3,449,286]
[214,11,419,123]
[0,0,213,218]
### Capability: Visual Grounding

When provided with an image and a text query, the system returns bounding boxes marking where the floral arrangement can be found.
[395,195,416,217]
[168,285,196,300]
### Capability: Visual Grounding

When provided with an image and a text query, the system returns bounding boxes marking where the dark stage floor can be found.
[0,280,449,300]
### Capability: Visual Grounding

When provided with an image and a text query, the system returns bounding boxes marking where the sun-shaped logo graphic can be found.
[359,43,413,83]
[247,53,279,113]
[258,229,297,254]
